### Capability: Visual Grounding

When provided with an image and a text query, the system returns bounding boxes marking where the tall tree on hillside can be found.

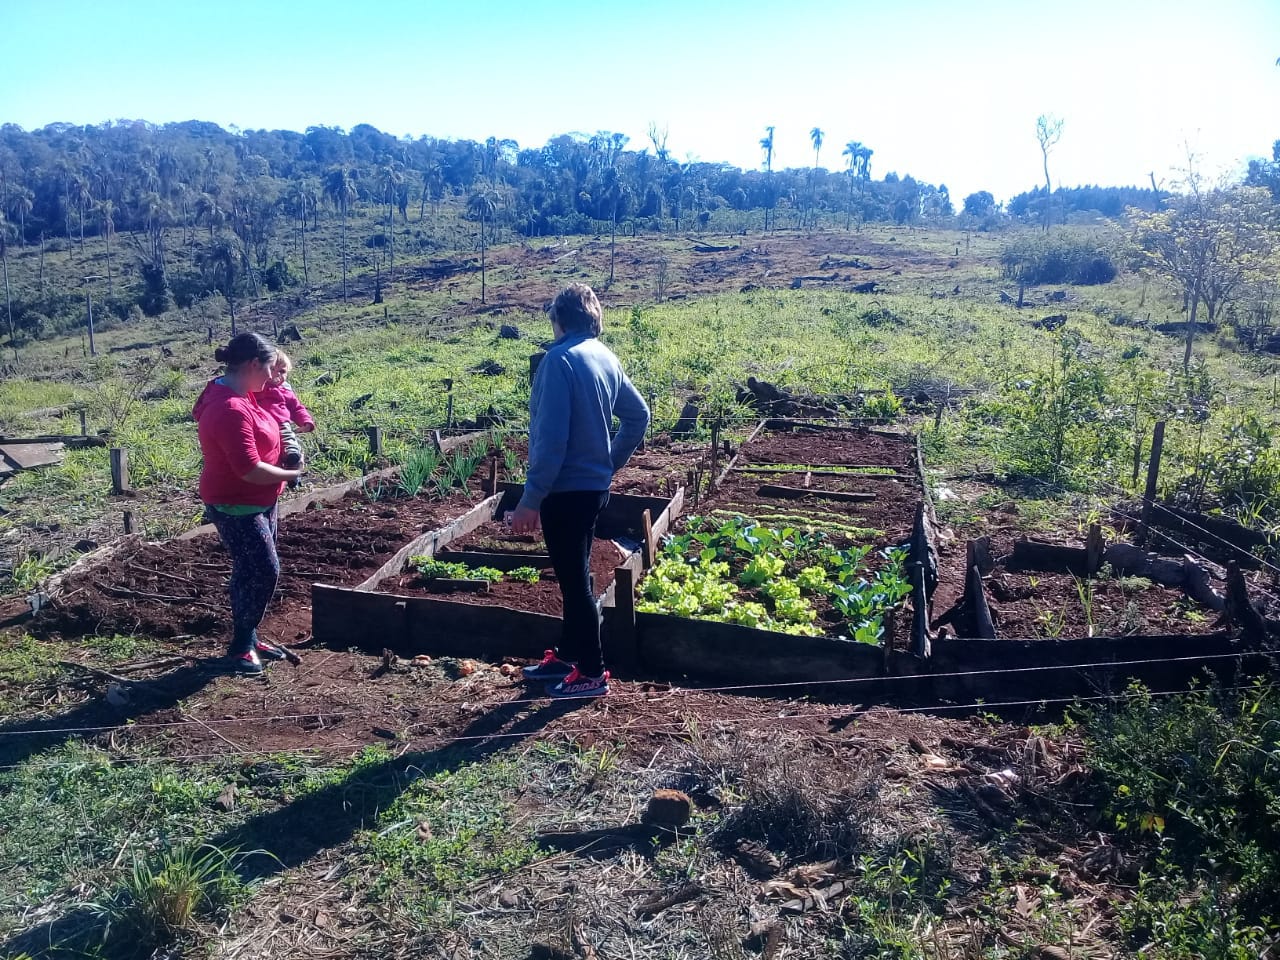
[324,167,357,301]
[760,126,776,231]
[842,141,873,230]
[809,127,825,228]
[420,163,444,220]
[200,237,240,335]
[467,189,498,304]
[194,192,226,242]
[378,160,404,284]
[1035,114,1064,231]
[1,211,15,360]
[8,187,32,248]
[74,175,92,254]
[98,200,115,296]
[603,166,627,284]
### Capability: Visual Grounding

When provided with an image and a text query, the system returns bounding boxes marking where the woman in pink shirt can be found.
[193,333,303,674]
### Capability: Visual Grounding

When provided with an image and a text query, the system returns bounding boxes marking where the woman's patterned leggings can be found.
[206,506,280,655]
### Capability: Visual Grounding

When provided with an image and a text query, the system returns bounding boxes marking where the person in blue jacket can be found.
[508,283,650,698]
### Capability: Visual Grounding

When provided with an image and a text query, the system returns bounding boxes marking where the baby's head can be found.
[269,350,293,387]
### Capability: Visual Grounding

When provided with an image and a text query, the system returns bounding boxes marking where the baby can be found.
[254,350,315,479]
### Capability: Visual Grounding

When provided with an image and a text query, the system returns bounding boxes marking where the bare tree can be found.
[1035,114,1064,230]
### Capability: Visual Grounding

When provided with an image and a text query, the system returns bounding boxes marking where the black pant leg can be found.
[540,490,608,676]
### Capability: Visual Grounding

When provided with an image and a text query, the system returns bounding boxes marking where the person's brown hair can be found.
[214,332,276,369]
[549,282,603,336]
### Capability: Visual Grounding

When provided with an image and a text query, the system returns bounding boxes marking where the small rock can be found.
[995,501,1019,515]
[642,788,694,828]
[416,820,433,842]
[499,663,519,677]
[498,324,522,340]
[457,659,479,677]
[105,683,131,708]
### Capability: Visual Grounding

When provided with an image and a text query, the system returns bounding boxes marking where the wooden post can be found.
[487,457,499,496]
[109,448,130,495]
[641,508,656,568]
[610,564,639,673]
[430,429,444,452]
[122,510,134,535]
[933,402,944,432]
[910,561,931,659]
[79,410,87,436]
[365,426,383,458]
[709,419,721,488]
[1085,523,1104,575]
[443,378,454,428]
[1138,420,1166,545]
[966,564,997,639]
[529,352,545,381]
[207,325,214,345]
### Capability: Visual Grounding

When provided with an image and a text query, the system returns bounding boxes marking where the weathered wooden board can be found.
[0,442,65,471]
[312,583,560,658]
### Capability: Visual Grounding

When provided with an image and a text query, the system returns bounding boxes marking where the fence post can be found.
[123,510,134,535]
[110,448,130,495]
[79,410,87,436]
[1138,420,1166,546]
[443,378,455,428]
[365,426,384,458]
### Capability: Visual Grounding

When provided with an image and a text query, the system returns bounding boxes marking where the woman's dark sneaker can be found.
[547,668,609,699]
[253,638,289,661]
[229,649,264,675]
[521,649,575,681]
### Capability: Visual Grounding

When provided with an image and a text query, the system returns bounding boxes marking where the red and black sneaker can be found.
[547,668,610,699]
[228,649,264,675]
[253,638,289,662]
[521,649,575,682]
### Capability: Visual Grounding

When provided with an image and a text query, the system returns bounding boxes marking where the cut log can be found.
[1009,539,1090,574]
[757,483,874,503]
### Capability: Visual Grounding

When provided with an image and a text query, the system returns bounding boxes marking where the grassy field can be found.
[2,222,1279,958]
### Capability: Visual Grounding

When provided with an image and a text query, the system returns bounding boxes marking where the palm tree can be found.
[466,189,498,303]
[194,192,225,242]
[73,175,92,255]
[98,200,115,296]
[323,167,357,301]
[378,160,404,284]
[603,167,626,284]
[842,141,873,230]
[8,187,32,248]
[759,126,776,231]
[809,127,825,229]
[200,238,239,335]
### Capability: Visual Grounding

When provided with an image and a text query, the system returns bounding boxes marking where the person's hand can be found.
[507,505,540,535]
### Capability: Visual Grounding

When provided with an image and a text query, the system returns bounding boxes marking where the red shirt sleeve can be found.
[207,401,266,478]
[286,390,316,430]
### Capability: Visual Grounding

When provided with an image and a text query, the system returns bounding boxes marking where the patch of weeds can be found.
[80,633,158,663]
[0,742,266,941]
[98,843,259,951]
[0,633,63,686]
[9,549,60,592]
[358,753,540,923]
[1080,681,1280,948]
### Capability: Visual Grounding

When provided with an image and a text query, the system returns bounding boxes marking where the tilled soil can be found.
[36,487,488,646]
[375,527,628,616]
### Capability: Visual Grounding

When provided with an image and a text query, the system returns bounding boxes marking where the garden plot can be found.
[311,483,682,661]
[622,424,929,685]
[34,485,494,646]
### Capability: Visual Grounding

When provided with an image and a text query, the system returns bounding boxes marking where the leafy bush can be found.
[1001,232,1118,285]
[1082,681,1280,926]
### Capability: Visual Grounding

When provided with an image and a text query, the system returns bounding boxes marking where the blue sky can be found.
[2,0,1277,203]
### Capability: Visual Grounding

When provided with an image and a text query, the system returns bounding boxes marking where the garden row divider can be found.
[177,429,490,542]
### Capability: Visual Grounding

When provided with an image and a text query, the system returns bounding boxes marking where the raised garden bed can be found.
[311,483,682,660]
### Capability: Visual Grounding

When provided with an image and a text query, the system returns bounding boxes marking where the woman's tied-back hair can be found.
[214,332,276,369]
[550,282,603,337]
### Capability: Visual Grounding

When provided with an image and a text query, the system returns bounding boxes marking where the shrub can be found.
[1001,232,1118,286]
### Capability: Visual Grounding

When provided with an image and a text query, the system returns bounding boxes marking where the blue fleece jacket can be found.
[518,332,650,511]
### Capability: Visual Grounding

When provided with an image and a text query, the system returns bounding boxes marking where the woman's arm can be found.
[241,462,302,484]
